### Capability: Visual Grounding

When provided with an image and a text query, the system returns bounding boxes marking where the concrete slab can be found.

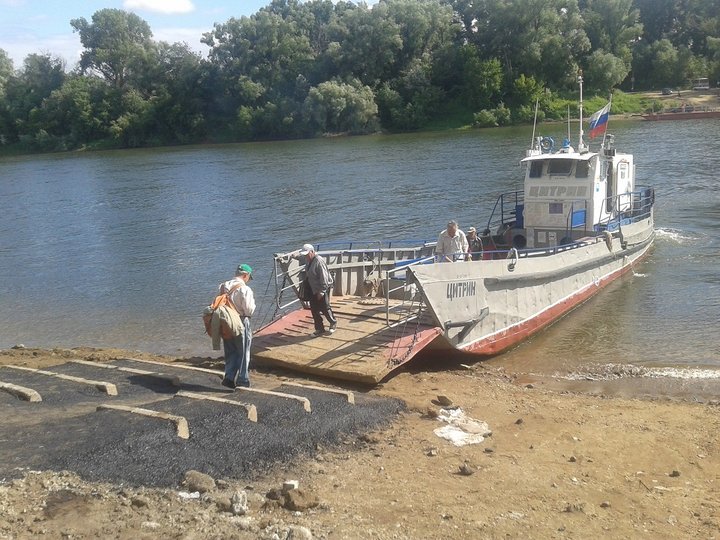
[235,387,311,412]
[69,359,181,386]
[119,358,222,377]
[5,365,118,396]
[0,381,42,402]
[175,390,258,422]
[279,381,355,404]
[96,404,189,439]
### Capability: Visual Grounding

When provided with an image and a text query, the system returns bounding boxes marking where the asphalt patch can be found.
[0,362,404,487]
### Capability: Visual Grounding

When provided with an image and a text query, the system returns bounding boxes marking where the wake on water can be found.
[654,227,701,244]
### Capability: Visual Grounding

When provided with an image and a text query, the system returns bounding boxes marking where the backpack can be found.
[203,283,243,339]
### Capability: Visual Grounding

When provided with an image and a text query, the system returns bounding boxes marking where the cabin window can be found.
[575,160,590,178]
[547,159,573,175]
[549,202,564,214]
[529,160,544,178]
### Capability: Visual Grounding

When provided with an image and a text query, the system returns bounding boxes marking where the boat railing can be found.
[484,190,524,234]
[596,186,654,232]
[564,199,589,239]
[265,240,435,318]
[383,255,435,326]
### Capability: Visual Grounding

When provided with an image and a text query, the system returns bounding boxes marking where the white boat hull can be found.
[410,217,654,355]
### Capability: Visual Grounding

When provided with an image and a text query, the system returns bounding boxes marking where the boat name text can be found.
[447,281,477,300]
[528,186,588,198]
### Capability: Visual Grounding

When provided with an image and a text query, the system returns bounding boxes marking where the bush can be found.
[512,105,544,124]
[473,109,497,127]
[491,104,511,126]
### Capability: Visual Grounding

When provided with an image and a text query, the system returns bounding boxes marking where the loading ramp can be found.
[252,296,442,384]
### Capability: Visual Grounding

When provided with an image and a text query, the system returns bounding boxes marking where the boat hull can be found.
[409,217,654,356]
[641,110,720,121]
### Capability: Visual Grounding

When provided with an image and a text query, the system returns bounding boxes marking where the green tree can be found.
[580,0,642,66]
[2,53,66,144]
[71,9,154,88]
[302,78,378,134]
[583,49,630,92]
[0,49,12,98]
[633,39,682,88]
[326,3,403,85]
[32,75,118,147]
[459,0,590,88]
[145,42,207,143]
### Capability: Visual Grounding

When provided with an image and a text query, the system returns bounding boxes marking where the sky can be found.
[0,0,284,69]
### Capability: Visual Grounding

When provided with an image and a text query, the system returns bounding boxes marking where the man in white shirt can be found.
[436,220,469,262]
[218,263,255,389]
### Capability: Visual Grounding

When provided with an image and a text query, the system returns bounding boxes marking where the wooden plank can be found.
[175,390,258,422]
[279,381,355,404]
[0,381,42,402]
[234,387,311,412]
[253,297,443,384]
[6,365,118,396]
[96,404,190,439]
[69,359,181,386]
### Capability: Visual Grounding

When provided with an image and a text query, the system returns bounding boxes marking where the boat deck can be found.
[252,296,442,384]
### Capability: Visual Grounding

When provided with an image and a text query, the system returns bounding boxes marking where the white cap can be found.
[299,243,315,256]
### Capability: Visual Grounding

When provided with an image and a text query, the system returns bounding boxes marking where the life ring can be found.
[540,137,554,153]
[603,231,613,251]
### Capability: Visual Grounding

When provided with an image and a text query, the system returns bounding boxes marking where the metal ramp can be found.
[252,296,442,384]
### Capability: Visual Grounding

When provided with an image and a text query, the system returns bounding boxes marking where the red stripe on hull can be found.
[461,251,647,356]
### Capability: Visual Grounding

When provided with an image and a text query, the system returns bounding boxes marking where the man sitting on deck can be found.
[299,244,338,337]
[436,220,469,262]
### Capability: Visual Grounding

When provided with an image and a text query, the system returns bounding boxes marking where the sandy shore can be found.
[1,346,719,539]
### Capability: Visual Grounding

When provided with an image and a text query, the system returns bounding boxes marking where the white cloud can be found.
[123,0,195,15]
[153,26,210,54]
[0,32,82,70]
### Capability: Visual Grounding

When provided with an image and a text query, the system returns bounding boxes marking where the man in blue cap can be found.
[218,263,255,389]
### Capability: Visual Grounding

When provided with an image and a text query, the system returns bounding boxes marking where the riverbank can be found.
[3,89,716,160]
[1,346,718,539]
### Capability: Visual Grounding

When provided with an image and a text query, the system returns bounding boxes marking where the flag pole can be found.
[601,92,613,147]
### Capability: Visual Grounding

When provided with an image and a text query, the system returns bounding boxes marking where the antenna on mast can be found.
[567,105,571,142]
[578,71,587,152]
[530,97,539,149]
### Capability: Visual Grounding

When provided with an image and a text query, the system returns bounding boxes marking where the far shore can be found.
[2,89,719,160]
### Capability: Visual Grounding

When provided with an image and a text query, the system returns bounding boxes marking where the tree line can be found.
[0,0,718,153]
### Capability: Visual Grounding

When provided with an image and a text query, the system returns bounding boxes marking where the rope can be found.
[386,284,426,368]
[252,263,281,331]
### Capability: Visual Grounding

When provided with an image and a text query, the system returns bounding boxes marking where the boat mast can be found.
[578,71,586,152]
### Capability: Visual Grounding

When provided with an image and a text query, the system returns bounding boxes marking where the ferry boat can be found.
[641,105,720,121]
[253,84,655,384]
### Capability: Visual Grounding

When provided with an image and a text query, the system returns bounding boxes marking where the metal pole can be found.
[385,271,391,325]
[578,71,585,151]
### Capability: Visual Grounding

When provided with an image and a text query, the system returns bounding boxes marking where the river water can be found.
[1,120,718,381]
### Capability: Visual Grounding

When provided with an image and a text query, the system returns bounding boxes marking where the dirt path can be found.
[1,347,719,539]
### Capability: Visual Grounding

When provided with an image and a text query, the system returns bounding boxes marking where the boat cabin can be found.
[499,136,636,249]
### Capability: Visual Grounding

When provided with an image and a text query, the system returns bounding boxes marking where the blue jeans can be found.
[222,318,252,385]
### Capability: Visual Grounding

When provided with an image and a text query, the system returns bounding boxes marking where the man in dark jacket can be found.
[299,243,337,336]
[467,227,484,261]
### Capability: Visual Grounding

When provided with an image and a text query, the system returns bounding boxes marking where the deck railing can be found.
[484,190,524,234]
[383,255,434,326]
[597,185,654,232]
